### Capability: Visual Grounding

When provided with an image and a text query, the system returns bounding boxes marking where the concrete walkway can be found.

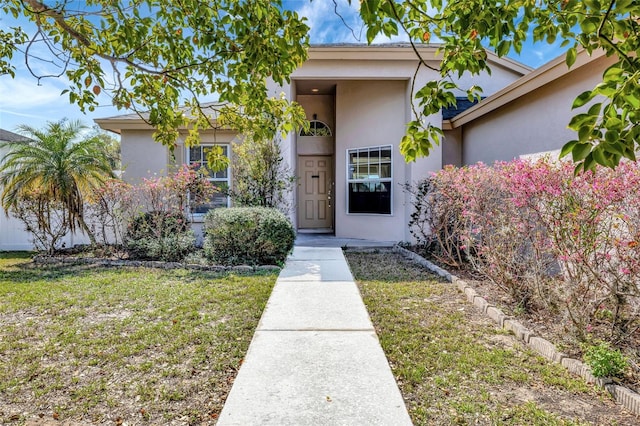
[217,246,412,425]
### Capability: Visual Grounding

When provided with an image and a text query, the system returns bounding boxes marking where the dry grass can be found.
[346,250,637,425]
[0,254,276,425]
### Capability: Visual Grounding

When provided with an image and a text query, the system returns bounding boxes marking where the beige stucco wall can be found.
[120,129,239,183]
[297,94,335,130]
[442,127,463,167]
[454,62,530,97]
[120,130,172,183]
[461,55,614,165]
[333,79,410,242]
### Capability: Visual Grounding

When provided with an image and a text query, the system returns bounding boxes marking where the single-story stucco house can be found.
[96,44,534,243]
[0,44,614,249]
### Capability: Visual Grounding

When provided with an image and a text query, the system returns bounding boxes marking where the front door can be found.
[298,156,333,230]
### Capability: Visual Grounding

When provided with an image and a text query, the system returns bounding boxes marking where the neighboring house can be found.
[0,129,34,250]
[97,44,530,243]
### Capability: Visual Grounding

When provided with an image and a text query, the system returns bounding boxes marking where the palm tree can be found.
[0,119,115,246]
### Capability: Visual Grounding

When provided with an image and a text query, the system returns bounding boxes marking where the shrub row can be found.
[408,158,640,344]
[86,166,295,264]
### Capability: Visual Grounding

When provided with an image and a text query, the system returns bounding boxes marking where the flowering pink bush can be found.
[137,165,217,216]
[414,158,640,342]
[86,166,217,259]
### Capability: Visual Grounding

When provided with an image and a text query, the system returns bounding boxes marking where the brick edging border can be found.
[31,255,281,273]
[393,244,640,416]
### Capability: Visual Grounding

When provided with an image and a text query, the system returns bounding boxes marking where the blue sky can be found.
[0,1,565,134]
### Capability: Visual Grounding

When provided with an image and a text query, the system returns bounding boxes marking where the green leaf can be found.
[496,40,511,57]
[572,143,592,161]
[583,153,595,171]
[578,125,591,142]
[572,90,595,108]
[560,140,578,158]
[583,0,601,10]
[588,103,602,116]
[580,17,600,34]
[592,146,608,166]
[566,47,577,68]
[604,130,619,143]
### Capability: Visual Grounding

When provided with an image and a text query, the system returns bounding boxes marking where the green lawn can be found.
[346,251,634,426]
[0,253,276,424]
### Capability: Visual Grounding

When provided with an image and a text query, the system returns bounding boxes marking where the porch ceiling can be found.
[295,80,336,95]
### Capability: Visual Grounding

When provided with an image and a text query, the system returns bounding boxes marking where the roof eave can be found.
[307,44,531,75]
[447,48,610,129]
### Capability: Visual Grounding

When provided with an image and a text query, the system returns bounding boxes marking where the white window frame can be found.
[346,145,393,215]
[186,143,231,218]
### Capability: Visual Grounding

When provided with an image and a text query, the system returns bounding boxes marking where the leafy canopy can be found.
[2,1,638,171]
[0,0,310,149]
[357,0,639,171]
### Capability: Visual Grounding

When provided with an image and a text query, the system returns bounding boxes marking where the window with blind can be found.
[347,145,392,214]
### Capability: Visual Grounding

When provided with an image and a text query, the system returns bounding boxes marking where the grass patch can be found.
[0,254,276,424]
[0,251,33,268]
[346,251,633,426]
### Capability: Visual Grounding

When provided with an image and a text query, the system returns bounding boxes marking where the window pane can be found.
[299,120,332,137]
[189,146,202,162]
[348,151,358,179]
[356,164,368,179]
[191,183,228,214]
[379,164,391,179]
[191,193,228,213]
[213,169,228,179]
[348,182,391,214]
[369,164,379,179]
[349,151,358,165]
[380,148,391,161]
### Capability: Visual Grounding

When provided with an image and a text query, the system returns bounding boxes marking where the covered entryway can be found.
[297,155,333,230]
[295,83,336,233]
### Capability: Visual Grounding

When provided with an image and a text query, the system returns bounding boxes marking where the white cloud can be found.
[295,0,364,43]
[0,75,69,110]
[371,31,410,44]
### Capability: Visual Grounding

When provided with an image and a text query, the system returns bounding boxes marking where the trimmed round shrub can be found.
[203,207,295,265]
[125,211,195,261]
